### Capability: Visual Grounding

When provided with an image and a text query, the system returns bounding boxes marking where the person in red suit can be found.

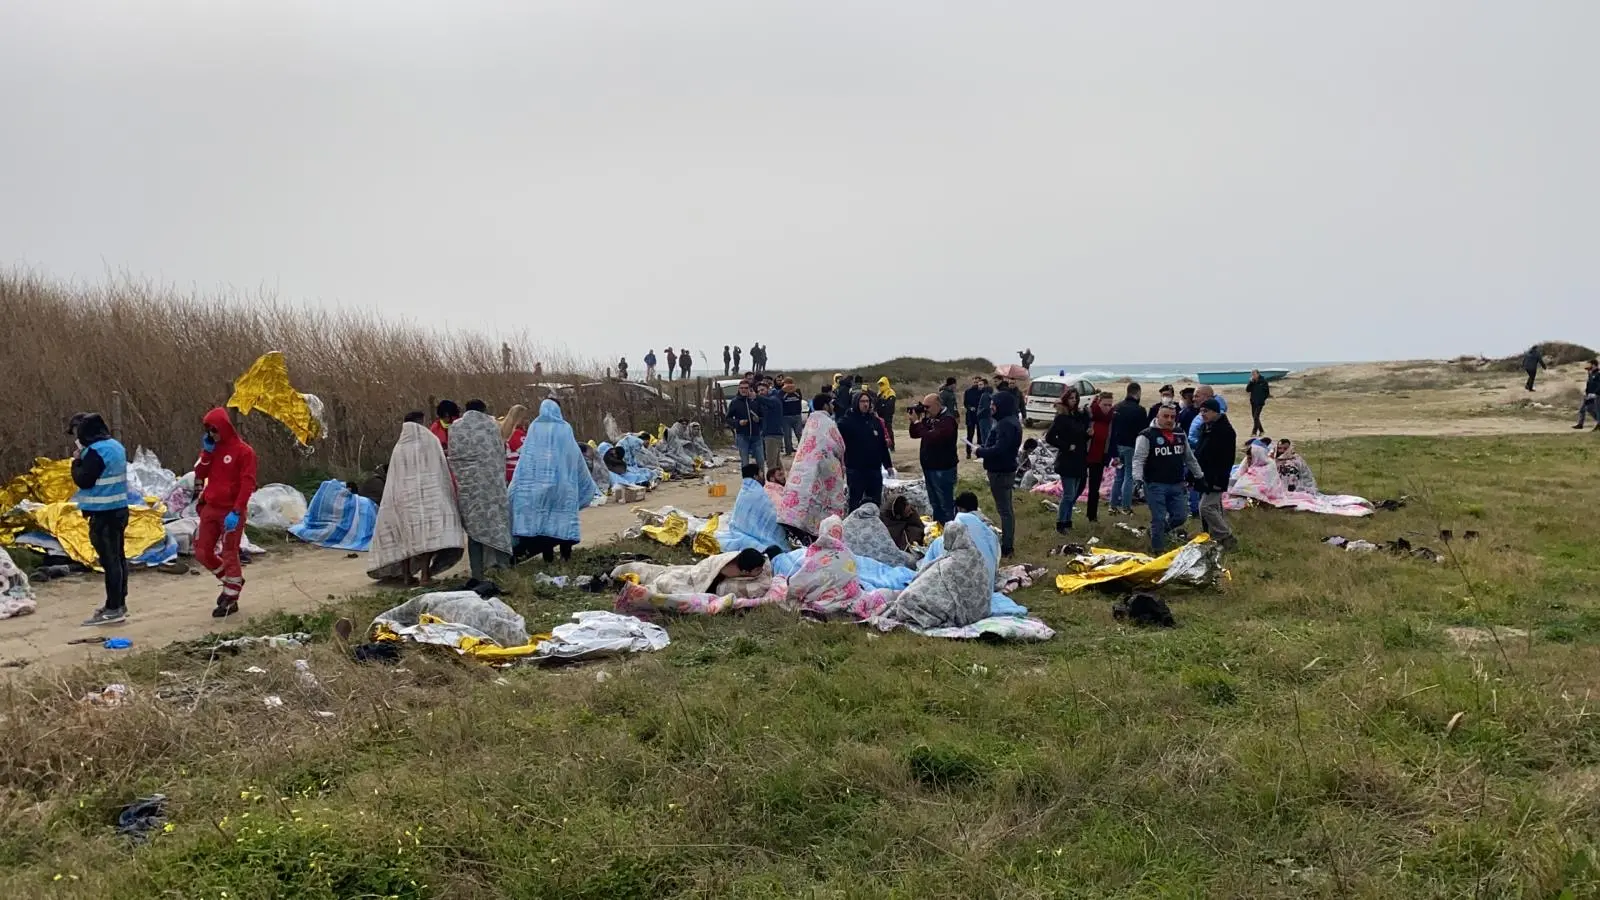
[193,408,258,618]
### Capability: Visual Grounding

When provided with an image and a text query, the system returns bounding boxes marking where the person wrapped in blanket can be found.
[510,399,594,564]
[841,503,917,568]
[716,464,790,556]
[613,548,774,615]
[776,394,848,543]
[876,518,992,630]
[1272,439,1318,494]
[879,496,926,551]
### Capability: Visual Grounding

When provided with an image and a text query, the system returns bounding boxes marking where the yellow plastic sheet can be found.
[3,502,168,569]
[458,632,553,661]
[641,513,689,547]
[1054,535,1213,595]
[692,514,721,556]
[227,351,321,445]
[0,457,77,511]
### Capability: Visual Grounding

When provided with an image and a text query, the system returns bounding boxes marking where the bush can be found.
[0,270,718,483]
[1488,341,1597,372]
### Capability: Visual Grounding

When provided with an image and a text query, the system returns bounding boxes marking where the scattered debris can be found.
[1115,522,1146,538]
[1445,626,1529,648]
[594,670,613,683]
[313,710,336,718]
[244,665,267,675]
[1324,535,1444,563]
[353,642,403,664]
[293,659,322,690]
[206,632,311,658]
[116,794,168,844]
[104,637,132,650]
[1112,592,1176,628]
[262,695,284,708]
[83,684,132,707]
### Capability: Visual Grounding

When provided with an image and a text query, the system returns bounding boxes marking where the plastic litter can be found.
[262,695,284,708]
[104,637,132,650]
[83,684,132,707]
[116,794,168,844]
[208,632,310,656]
[293,659,322,690]
[247,484,309,530]
[534,611,670,661]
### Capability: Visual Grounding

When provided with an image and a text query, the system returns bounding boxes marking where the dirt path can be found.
[1,473,740,675]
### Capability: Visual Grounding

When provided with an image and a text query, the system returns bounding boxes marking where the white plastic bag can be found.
[247,484,309,530]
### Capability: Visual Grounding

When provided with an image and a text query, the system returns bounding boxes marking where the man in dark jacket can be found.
[909,392,960,523]
[962,377,984,458]
[722,346,731,376]
[1176,387,1200,434]
[1193,398,1239,550]
[1043,389,1090,533]
[1576,359,1600,430]
[1108,383,1146,515]
[938,378,959,421]
[1523,345,1546,391]
[780,378,806,452]
[1132,402,1205,554]
[976,390,1023,555]
[757,382,787,469]
[1147,385,1176,423]
[726,382,765,471]
[69,413,131,626]
[1244,370,1270,436]
[838,391,893,510]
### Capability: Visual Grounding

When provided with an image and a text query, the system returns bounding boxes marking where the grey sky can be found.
[2,1,1594,368]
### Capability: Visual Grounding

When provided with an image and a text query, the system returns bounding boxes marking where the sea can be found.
[1029,361,1349,383]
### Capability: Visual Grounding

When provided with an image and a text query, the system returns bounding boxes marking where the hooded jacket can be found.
[1193,413,1238,493]
[1044,406,1090,478]
[1522,347,1545,373]
[194,407,259,517]
[874,378,897,421]
[1110,397,1147,449]
[759,391,786,437]
[1587,368,1600,396]
[726,394,764,438]
[976,390,1022,473]
[70,413,130,513]
[836,399,893,473]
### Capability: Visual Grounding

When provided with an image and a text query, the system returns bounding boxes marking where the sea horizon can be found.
[1029,361,1356,383]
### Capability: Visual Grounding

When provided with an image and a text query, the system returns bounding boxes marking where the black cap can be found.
[1200,398,1223,413]
[66,412,89,436]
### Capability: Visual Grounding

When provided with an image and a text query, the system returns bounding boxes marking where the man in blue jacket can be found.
[725,382,765,471]
[68,412,132,626]
[757,381,787,470]
[975,390,1023,556]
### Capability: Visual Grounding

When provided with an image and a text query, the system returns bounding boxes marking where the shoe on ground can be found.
[1575,424,1586,430]
[1056,522,1072,534]
[211,596,240,619]
[82,607,127,627]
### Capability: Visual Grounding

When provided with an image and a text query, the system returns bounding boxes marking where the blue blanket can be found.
[289,479,377,552]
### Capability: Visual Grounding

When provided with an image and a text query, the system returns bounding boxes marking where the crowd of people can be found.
[622,344,776,384]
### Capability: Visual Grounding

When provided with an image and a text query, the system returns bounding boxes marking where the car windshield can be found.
[721,384,740,399]
[1028,381,1066,398]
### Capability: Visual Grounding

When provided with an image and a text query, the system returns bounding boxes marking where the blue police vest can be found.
[75,438,130,513]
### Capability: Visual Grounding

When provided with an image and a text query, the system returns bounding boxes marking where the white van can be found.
[1023,376,1098,427]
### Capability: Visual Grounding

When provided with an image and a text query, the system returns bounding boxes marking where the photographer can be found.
[908,392,959,523]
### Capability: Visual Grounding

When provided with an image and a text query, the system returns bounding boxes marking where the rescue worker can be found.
[69,412,132,626]
[194,408,258,618]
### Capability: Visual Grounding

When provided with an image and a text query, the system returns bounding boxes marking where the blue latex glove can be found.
[202,435,216,452]
[223,512,240,532]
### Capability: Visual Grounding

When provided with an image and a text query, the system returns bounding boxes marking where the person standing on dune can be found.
[1522,345,1547,392]
[680,349,693,380]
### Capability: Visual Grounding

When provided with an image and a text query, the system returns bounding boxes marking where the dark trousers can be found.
[1525,369,1538,391]
[846,467,883,512]
[988,471,1016,553]
[965,415,979,457]
[87,508,130,611]
[925,467,957,523]
[1086,463,1105,521]
[1250,402,1265,436]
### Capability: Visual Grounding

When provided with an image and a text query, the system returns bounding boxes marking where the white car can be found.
[1023,375,1098,427]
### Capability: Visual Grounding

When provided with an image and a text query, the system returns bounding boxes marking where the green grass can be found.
[2,435,1597,898]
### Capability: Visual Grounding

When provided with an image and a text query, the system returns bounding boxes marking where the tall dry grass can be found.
[1,270,712,482]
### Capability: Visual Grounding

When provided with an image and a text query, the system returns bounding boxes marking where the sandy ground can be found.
[6,359,1591,674]
[0,473,741,675]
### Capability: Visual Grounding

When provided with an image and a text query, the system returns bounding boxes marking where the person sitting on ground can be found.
[1576,359,1600,431]
[880,495,926,551]
[842,502,918,568]
[1132,401,1204,555]
[921,491,1000,579]
[1017,437,1040,478]
[431,400,461,453]
[838,390,894,511]
[1194,398,1239,551]
[878,520,992,630]
[1273,439,1318,494]
[510,399,595,564]
[720,463,788,556]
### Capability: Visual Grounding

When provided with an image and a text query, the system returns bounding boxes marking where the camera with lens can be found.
[909,401,929,416]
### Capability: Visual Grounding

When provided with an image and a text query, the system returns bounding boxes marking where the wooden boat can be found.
[1195,368,1290,386]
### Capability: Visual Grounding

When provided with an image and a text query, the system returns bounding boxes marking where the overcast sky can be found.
[2,1,1594,368]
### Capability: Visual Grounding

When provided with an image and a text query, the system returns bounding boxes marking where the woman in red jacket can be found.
[1085,391,1114,524]
[194,408,258,618]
